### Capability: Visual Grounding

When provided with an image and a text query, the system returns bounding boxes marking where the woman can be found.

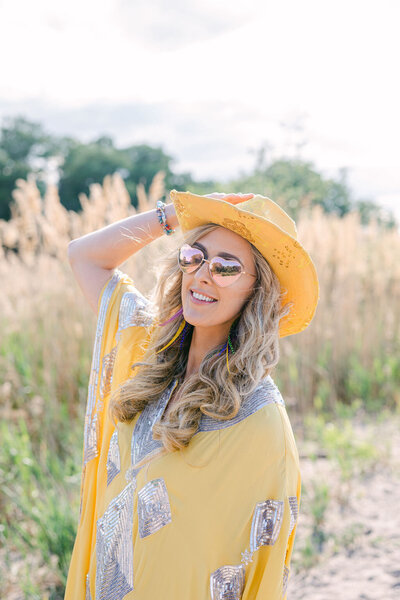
[65,189,319,600]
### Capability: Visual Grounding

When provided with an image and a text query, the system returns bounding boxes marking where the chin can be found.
[182,308,213,326]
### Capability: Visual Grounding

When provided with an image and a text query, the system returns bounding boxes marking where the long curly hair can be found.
[109,223,292,468]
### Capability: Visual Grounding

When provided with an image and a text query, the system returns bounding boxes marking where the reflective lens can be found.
[209,256,242,286]
[178,244,204,273]
[178,244,243,287]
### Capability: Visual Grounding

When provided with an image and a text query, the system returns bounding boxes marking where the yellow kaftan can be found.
[65,269,301,600]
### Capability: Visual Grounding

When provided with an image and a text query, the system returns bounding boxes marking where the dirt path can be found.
[288,414,400,600]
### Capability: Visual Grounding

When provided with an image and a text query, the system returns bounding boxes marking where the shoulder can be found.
[242,377,287,454]
[98,269,155,332]
[202,377,288,468]
[117,284,154,331]
[248,378,300,472]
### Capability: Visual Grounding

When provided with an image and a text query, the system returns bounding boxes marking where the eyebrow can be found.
[192,241,242,263]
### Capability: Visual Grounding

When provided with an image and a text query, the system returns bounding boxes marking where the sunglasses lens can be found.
[178,244,204,272]
[179,245,244,287]
[210,257,242,287]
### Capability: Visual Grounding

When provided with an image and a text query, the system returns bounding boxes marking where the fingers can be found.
[205,192,255,199]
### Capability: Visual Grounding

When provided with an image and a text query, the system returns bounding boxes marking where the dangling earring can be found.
[217,318,239,374]
[179,321,190,350]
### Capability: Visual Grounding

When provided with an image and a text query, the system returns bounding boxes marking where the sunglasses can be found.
[178,243,257,288]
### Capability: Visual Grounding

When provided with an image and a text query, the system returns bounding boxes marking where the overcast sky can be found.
[0,0,399,220]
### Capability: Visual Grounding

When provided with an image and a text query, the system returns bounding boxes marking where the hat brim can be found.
[170,190,320,338]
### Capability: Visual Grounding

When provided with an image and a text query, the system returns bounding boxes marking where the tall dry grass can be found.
[1,171,399,423]
[284,206,400,414]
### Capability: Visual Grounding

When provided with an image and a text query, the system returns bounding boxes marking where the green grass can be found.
[297,479,330,568]
[303,412,379,481]
[0,417,83,597]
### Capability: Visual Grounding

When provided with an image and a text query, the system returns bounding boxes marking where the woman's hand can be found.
[203,192,254,206]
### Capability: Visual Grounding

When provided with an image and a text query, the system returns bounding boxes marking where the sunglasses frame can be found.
[177,243,257,288]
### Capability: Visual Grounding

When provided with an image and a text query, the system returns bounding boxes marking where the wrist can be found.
[155,200,174,235]
[164,202,179,230]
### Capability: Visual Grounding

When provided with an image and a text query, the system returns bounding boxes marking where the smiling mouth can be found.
[189,289,218,303]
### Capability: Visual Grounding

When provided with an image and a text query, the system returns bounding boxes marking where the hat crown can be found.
[239,194,297,239]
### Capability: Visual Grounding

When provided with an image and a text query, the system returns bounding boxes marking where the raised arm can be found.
[67,201,178,315]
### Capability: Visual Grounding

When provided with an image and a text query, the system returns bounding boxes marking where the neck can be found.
[184,319,236,378]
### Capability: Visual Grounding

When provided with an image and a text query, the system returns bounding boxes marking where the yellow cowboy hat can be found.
[169,189,320,338]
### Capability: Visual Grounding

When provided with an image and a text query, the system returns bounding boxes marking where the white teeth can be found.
[191,291,216,302]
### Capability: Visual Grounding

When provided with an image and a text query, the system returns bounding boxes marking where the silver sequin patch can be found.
[131,382,176,467]
[99,345,118,400]
[240,498,285,570]
[83,270,123,465]
[198,376,285,432]
[137,478,172,538]
[86,573,91,600]
[117,290,154,334]
[282,565,290,598]
[288,496,299,536]
[107,430,121,486]
[210,564,246,600]
[250,499,284,551]
[84,412,99,465]
[95,482,135,600]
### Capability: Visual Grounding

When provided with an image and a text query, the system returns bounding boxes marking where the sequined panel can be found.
[265,376,285,406]
[137,478,172,538]
[86,573,91,600]
[250,499,284,551]
[125,465,141,483]
[95,482,135,600]
[107,430,121,486]
[117,290,154,334]
[99,345,118,400]
[288,496,298,536]
[240,547,254,567]
[83,412,99,465]
[282,565,290,598]
[210,564,246,600]
[198,375,285,432]
[83,270,123,465]
[131,380,177,466]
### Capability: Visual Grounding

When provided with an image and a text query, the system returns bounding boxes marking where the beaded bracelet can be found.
[156,200,175,236]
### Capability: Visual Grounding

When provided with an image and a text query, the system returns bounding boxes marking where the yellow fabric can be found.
[65,269,301,600]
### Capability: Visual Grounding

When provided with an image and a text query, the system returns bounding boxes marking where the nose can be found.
[193,260,213,285]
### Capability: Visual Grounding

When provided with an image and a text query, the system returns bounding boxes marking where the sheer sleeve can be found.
[82,268,153,465]
[65,268,155,600]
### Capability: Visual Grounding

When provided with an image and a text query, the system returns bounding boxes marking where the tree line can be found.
[0,115,396,228]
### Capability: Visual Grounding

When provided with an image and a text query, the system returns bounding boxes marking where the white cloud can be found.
[114,0,263,51]
[0,0,399,211]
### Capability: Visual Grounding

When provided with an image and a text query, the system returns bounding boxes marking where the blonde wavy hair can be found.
[109,223,292,470]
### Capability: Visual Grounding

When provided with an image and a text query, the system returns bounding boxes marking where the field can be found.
[1,173,399,598]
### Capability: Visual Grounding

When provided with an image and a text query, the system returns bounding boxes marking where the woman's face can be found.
[181,226,257,328]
